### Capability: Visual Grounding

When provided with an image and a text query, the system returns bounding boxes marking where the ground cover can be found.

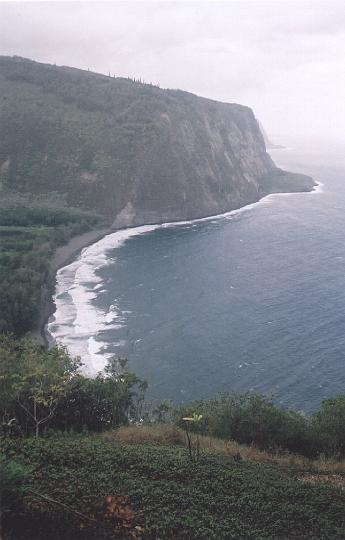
[2,434,345,539]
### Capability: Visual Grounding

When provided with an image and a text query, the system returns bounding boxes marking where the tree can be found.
[51,357,148,433]
[0,337,147,436]
[0,335,81,437]
[103,357,148,426]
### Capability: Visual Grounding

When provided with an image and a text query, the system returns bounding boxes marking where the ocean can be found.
[47,140,345,412]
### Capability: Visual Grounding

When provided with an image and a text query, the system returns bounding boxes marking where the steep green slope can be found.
[0,194,104,335]
[0,56,315,227]
[0,57,148,217]
[2,435,345,539]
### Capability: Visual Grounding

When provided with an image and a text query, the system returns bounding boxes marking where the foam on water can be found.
[47,185,320,374]
[47,225,160,373]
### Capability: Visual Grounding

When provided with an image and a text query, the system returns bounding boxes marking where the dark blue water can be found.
[94,144,345,412]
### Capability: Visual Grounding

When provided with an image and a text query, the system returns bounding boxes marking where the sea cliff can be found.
[0,55,315,229]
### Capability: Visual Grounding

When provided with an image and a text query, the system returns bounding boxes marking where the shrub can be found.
[176,393,314,457]
[0,457,31,514]
[312,395,345,457]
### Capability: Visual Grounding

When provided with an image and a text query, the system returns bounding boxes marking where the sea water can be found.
[47,139,345,412]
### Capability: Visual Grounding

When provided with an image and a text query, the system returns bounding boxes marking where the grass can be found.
[2,432,345,539]
[109,424,345,479]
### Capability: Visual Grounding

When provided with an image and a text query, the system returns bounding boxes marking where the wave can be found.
[47,185,321,374]
[47,225,159,374]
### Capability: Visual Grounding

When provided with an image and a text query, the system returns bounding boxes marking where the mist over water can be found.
[48,141,345,412]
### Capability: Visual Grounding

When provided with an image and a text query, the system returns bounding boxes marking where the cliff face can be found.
[0,56,315,228]
[118,94,275,227]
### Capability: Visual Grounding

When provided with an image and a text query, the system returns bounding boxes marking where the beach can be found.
[29,227,111,346]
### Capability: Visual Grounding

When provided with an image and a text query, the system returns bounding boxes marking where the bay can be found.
[48,139,345,412]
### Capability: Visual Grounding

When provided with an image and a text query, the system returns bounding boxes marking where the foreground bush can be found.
[176,394,313,455]
[0,336,146,437]
[176,394,331,458]
[2,435,345,539]
[313,395,345,457]
[0,457,31,513]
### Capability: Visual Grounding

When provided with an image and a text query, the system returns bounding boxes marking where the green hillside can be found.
[0,56,160,217]
[0,56,314,227]
[2,434,345,540]
[2,335,345,539]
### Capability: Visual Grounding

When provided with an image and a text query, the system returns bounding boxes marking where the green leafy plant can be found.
[0,335,81,437]
[0,456,31,534]
[2,435,345,539]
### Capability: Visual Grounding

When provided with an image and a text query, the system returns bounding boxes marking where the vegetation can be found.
[110,424,345,480]
[0,54,172,336]
[181,413,203,463]
[0,335,82,437]
[0,457,31,522]
[176,393,345,459]
[0,335,146,438]
[3,336,345,537]
[0,56,167,217]
[0,54,314,335]
[3,435,345,540]
[3,335,345,458]
[0,54,313,240]
[0,194,104,335]
[0,55,331,538]
[51,357,148,434]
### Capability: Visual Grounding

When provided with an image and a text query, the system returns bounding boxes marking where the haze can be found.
[1,0,344,145]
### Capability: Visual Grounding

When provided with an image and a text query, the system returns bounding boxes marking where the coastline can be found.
[42,178,319,351]
[49,227,112,276]
[33,227,111,347]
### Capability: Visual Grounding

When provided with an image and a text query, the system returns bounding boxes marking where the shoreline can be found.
[34,227,111,347]
[49,227,112,276]
[42,179,319,349]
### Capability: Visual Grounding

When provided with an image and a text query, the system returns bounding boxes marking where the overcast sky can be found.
[1,1,345,144]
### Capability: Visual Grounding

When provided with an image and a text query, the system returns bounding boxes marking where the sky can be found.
[0,0,345,144]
